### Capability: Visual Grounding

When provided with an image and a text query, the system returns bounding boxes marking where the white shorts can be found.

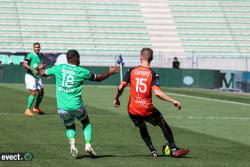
[25,73,43,90]
[58,107,88,126]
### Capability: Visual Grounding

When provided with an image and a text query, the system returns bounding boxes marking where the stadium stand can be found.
[0,54,10,64]
[169,0,250,54]
[0,0,185,66]
[0,0,249,70]
[9,55,24,65]
[0,1,150,56]
[168,0,250,70]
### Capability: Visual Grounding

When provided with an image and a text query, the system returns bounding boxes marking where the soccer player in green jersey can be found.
[23,42,45,116]
[40,49,119,158]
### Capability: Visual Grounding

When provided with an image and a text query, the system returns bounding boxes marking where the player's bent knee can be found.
[38,89,44,95]
[157,117,165,127]
[80,116,90,128]
[65,123,75,130]
[30,90,37,96]
[138,122,147,129]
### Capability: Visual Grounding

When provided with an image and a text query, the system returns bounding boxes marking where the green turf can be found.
[164,87,250,104]
[0,84,250,167]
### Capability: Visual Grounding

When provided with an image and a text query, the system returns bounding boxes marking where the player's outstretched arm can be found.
[39,64,52,79]
[39,68,46,77]
[38,64,49,77]
[113,82,126,108]
[153,88,181,110]
[94,65,120,82]
[22,61,39,74]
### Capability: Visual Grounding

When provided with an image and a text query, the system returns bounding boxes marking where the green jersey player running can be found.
[40,50,119,158]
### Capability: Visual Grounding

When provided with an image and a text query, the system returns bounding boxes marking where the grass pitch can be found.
[0,84,250,167]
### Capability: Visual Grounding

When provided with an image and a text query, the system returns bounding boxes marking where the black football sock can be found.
[139,125,156,152]
[159,120,177,150]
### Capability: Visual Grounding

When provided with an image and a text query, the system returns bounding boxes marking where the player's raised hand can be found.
[113,99,120,108]
[33,69,39,75]
[38,63,46,69]
[173,100,181,110]
[109,65,120,75]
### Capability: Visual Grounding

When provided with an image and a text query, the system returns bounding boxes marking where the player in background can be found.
[23,42,45,116]
[113,48,190,158]
[40,49,119,158]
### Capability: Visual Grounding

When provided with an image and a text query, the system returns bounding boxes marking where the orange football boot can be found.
[24,109,34,116]
[33,107,45,115]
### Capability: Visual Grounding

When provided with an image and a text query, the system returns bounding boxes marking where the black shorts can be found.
[129,108,163,127]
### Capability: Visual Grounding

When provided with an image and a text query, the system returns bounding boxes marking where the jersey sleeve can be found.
[121,68,131,86]
[24,53,32,63]
[123,69,131,83]
[151,71,160,91]
[88,73,97,81]
[81,68,92,80]
[45,65,57,76]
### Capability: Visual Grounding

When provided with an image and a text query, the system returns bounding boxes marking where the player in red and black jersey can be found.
[113,48,190,158]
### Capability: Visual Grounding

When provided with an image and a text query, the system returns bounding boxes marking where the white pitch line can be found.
[167,116,250,120]
[168,92,250,106]
[0,113,249,120]
[86,85,250,106]
[89,115,250,120]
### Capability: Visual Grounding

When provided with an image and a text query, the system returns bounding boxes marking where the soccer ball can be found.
[162,144,171,156]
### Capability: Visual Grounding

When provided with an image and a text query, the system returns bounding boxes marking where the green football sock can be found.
[27,95,35,109]
[83,123,92,144]
[66,129,76,140]
[35,95,43,107]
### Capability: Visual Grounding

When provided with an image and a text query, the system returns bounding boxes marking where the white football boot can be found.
[85,143,96,158]
[70,139,78,158]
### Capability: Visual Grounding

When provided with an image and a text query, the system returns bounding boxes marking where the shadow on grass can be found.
[75,154,194,159]
[76,154,116,159]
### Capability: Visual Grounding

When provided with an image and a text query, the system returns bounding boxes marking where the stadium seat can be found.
[9,55,25,65]
[0,0,250,70]
[169,0,250,54]
[0,0,150,58]
[0,54,10,64]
